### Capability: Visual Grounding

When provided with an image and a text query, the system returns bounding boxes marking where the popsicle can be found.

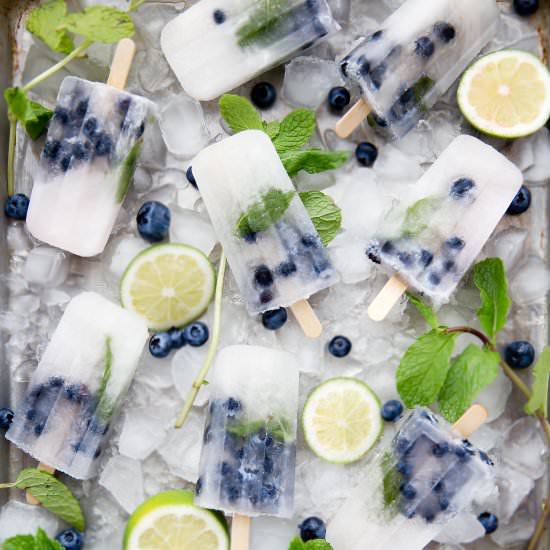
[326,405,494,550]
[195,345,300,549]
[6,292,148,480]
[366,135,523,320]
[26,39,152,257]
[335,0,499,139]
[160,0,339,101]
[192,130,338,337]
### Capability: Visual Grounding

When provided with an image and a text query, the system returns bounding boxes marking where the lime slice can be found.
[123,490,229,550]
[458,50,550,138]
[302,377,382,464]
[120,244,215,330]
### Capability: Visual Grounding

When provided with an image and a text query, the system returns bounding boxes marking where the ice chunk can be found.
[0,500,60,542]
[24,246,69,287]
[496,464,534,522]
[328,233,374,284]
[476,371,512,422]
[137,48,175,93]
[7,225,32,255]
[250,517,299,550]
[105,237,148,278]
[510,256,550,305]
[491,509,536,547]
[468,424,500,453]
[434,512,486,544]
[483,227,528,273]
[524,129,550,182]
[171,345,210,406]
[99,455,145,514]
[169,206,218,255]
[276,322,325,374]
[133,166,153,193]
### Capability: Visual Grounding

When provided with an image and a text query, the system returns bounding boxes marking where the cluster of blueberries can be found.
[149,321,209,358]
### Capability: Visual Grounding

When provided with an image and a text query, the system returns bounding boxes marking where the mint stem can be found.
[7,115,16,196]
[175,252,227,429]
[527,497,550,550]
[0,482,16,489]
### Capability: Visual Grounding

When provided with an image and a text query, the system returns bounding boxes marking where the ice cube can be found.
[250,517,299,550]
[434,512,486,544]
[105,237,148,279]
[510,256,550,305]
[328,234,374,284]
[169,206,218,255]
[24,246,69,287]
[524,128,550,182]
[491,509,536,547]
[137,48,174,93]
[6,225,32,255]
[327,0,351,24]
[99,455,145,514]
[0,500,60,542]
[496,464,534,522]
[11,294,40,314]
[483,227,528,273]
[468,423,500,452]
[171,345,210,406]
[133,166,153,193]
[276,322,325,374]
[135,354,176,391]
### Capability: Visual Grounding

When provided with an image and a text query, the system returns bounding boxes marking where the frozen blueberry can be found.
[60,155,72,172]
[4,194,30,220]
[371,113,389,128]
[513,0,538,16]
[479,450,494,466]
[260,289,274,304]
[370,30,384,41]
[64,384,89,404]
[136,201,171,242]
[396,437,414,455]
[381,400,403,422]
[400,482,417,500]
[48,377,64,388]
[0,408,14,430]
[328,335,352,358]
[254,265,274,287]
[95,133,113,156]
[398,252,414,266]
[328,86,351,112]
[34,420,46,436]
[429,272,441,286]
[454,445,471,463]
[149,332,173,358]
[444,237,465,253]
[262,308,288,330]
[415,36,435,57]
[420,249,434,267]
[186,166,197,189]
[55,528,84,550]
[299,516,326,542]
[381,241,395,254]
[439,496,450,510]
[184,322,209,347]
[434,21,456,42]
[340,58,349,77]
[213,9,226,23]
[422,509,436,523]
[53,107,70,124]
[118,97,131,114]
[251,82,277,110]
[195,477,203,495]
[43,139,62,161]
[478,512,499,534]
[396,459,412,478]
[301,234,320,248]
[72,141,92,161]
[168,327,187,349]
[443,260,456,273]
[504,340,535,369]
[432,442,450,457]
[83,117,99,139]
[369,63,387,89]
[277,260,297,277]
[355,142,378,167]
[366,243,381,264]
[507,185,531,215]
[223,482,241,502]
[75,99,89,118]
[260,482,278,503]
[432,480,444,494]
[357,55,371,77]
[136,121,145,138]
[450,177,475,199]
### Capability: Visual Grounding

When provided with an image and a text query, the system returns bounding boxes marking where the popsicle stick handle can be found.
[107,38,136,90]
[452,404,488,438]
[26,463,56,505]
[290,299,322,338]
[335,98,371,139]
[230,514,251,550]
[367,275,408,322]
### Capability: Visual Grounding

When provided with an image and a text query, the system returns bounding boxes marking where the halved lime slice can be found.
[123,490,229,550]
[120,244,215,330]
[302,377,382,464]
[458,50,550,138]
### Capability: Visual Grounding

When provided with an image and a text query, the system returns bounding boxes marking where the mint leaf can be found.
[263,119,280,140]
[382,451,400,511]
[128,0,146,11]
[96,336,114,421]
[219,94,263,134]
[396,330,456,408]
[438,345,500,422]
[26,0,74,54]
[3,529,64,550]
[402,197,441,236]
[406,292,440,330]
[4,88,53,140]
[281,149,349,177]
[116,139,142,203]
[305,541,334,550]
[14,469,85,531]
[61,6,134,44]
[412,75,435,108]
[299,191,341,246]
[473,258,510,341]
[289,537,305,550]
[272,109,316,154]
[236,0,289,47]
[227,417,294,443]
[35,529,64,550]
[525,346,550,416]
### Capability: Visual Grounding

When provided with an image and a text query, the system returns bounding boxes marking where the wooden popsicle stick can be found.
[367,275,408,322]
[335,98,371,139]
[290,299,322,338]
[231,514,251,550]
[26,463,55,504]
[452,404,488,438]
[106,38,136,91]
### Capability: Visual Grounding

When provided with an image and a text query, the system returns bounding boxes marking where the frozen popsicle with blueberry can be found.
[6,292,148,480]
[192,130,338,337]
[26,39,152,257]
[335,0,499,139]
[366,135,522,320]
[326,405,494,550]
[195,345,300,549]
[160,0,339,101]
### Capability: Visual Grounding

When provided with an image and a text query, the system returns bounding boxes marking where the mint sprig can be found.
[288,537,334,550]
[525,347,550,416]
[26,0,74,54]
[219,95,264,133]
[406,291,439,329]
[272,109,316,154]
[299,191,341,246]
[3,528,64,550]
[4,88,53,140]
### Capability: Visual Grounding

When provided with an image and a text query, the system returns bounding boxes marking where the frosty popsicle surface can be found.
[195,345,300,518]
[160,0,339,101]
[326,407,495,550]
[6,292,148,480]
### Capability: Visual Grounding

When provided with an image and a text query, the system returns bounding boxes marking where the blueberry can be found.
[48,377,64,388]
[428,272,441,286]
[53,107,70,124]
[432,480,444,493]
[450,177,475,199]
[478,512,499,534]
[168,327,187,349]
[432,442,450,457]
[43,139,61,160]
[398,252,414,266]
[262,308,288,330]
[366,243,381,264]
[357,55,370,77]
[369,63,387,89]
[186,166,197,189]
[396,437,414,455]
[420,249,434,267]
[400,482,417,500]
[328,335,352,358]
[444,236,465,252]
[276,260,297,277]
[507,185,531,215]
[443,260,456,273]
[149,332,172,358]
[184,321,209,347]
[399,88,414,106]
[260,482,278,503]
[370,30,384,41]
[0,408,14,430]
[381,241,394,254]
[254,265,274,287]
[439,496,450,510]
[26,408,38,421]
[513,0,538,16]
[299,516,326,542]
[75,99,89,118]
[263,456,274,474]
[415,36,435,58]
[301,234,320,248]
[340,59,349,78]
[196,477,203,495]
[328,86,351,112]
[370,113,389,128]
[479,450,494,466]
[504,340,535,369]
[244,232,257,243]
[4,194,30,221]
[34,420,46,436]
[213,9,226,23]
[396,459,412,478]
[60,155,72,172]
[259,289,274,304]
[381,400,403,422]
[355,142,378,167]
[55,528,84,550]
[136,121,145,138]
[83,117,99,139]
[64,384,89,403]
[434,21,456,42]
[136,201,171,242]
[72,141,92,161]
[422,509,436,523]
[118,97,131,114]
[221,461,233,477]
[251,82,277,110]
[93,447,102,459]
[223,483,241,502]
[454,445,471,462]
[95,133,113,156]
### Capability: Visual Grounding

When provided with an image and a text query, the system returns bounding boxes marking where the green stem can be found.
[0,482,15,489]
[528,498,550,550]
[175,252,227,429]
[7,116,16,196]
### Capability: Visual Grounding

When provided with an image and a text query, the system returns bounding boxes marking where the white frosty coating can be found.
[6,292,148,480]
[326,408,495,550]
[341,0,499,139]
[160,0,339,101]
[27,76,152,257]
[370,135,523,304]
[193,130,338,314]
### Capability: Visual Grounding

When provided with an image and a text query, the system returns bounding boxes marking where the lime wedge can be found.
[123,490,229,550]
[120,244,215,330]
[458,50,550,138]
[302,378,382,464]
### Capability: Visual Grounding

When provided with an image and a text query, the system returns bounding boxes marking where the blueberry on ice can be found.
[439,496,450,510]
[262,307,288,330]
[149,332,173,358]
[355,142,378,167]
[213,9,226,23]
[55,528,84,550]
[415,36,435,58]
[299,516,327,542]
[4,194,30,221]
[0,408,14,430]
[328,86,351,113]
[183,322,209,347]
[43,140,61,160]
[168,327,187,349]
[434,21,456,42]
[251,82,277,109]
[328,335,352,358]
[277,260,297,277]
[513,0,539,16]
[254,265,274,287]
[186,166,197,189]
[507,185,531,215]
[478,512,499,534]
[136,201,171,242]
[504,340,535,369]
[400,482,417,500]
[450,177,475,199]
[381,400,403,422]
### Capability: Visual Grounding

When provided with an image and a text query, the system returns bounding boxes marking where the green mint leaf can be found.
[412,75,435,109]
[26,0,74,54]
[236,0,289,47]
[35,529,64,550]
[95,336,114,421]
[473,258,510,341]
[227,417,293,443]
[299,191,341,246]
[289,537,306,550]
[2,529,64,550]
[116,139,142,203]
[128,0,147,11]
[382,451,400,512]
[406,292,440,330]
[272,109,316,154]
[438,345,500,422]
[4,88,53,140]
[305,540,334,550]
[281,149,349,178]
[61,6,134,44]
[263,119,281,140]
[219,94,263,134]
[235,189,294,238]
[401,197,441,237]
[396,329,456,408]
[14,469,85,531]
[525,347,550,416]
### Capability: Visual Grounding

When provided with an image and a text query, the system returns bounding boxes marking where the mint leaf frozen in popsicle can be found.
[525,346,550,416]
[401,197,442,237]
[4,88,53,140]
[236,0,290,48]
[299,191,341,246]
[26,0,75,54]
[96,336,115,422]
